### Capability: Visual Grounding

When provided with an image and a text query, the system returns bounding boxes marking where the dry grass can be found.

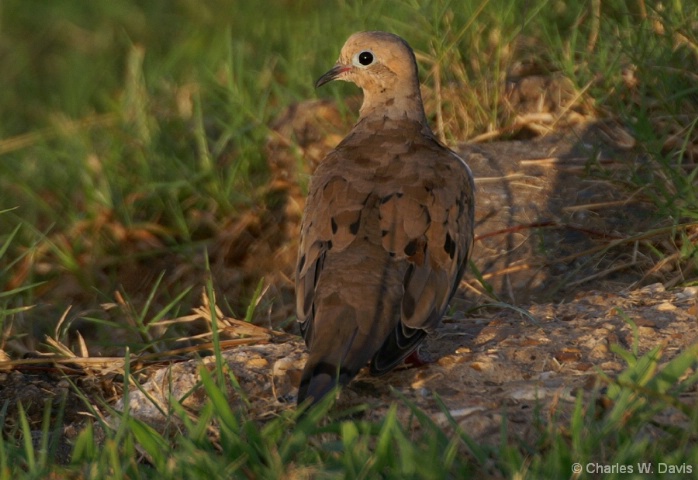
[0,1,697,475]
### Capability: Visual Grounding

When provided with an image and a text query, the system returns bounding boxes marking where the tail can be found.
[370,325,427,375]
[296,361,356,406]
[295,269,400,406]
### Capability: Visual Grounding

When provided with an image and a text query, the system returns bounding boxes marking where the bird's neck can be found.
[358,87,428,125]
[351,113,435,144]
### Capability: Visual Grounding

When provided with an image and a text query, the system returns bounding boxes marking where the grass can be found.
[0,0,697,477]
[1,0,696,327]
[0,321,696,478]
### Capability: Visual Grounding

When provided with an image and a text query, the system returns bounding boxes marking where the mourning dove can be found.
[295,31,475,406]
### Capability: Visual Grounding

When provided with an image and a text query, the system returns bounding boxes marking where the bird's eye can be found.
[358,51,374,66]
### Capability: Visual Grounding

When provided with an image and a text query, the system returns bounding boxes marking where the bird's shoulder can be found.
[315,123,472,190]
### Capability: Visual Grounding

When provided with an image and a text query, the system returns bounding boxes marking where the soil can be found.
[104,105,697,444]
[110,281,698,448]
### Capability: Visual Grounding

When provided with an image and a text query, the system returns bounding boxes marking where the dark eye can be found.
[358,51,373,66]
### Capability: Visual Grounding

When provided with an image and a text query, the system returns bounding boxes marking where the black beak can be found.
[315,64,350,88]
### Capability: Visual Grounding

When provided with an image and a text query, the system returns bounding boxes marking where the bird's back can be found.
[296,117,474,404]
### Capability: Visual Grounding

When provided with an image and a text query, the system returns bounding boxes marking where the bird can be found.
[295,31,475,406]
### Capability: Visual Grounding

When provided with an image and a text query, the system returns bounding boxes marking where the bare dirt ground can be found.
[111,281,697,447]
[2,82,697,458]
[107,105,698,444]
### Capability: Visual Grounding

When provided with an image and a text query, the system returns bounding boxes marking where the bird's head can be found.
[315,31,426,122]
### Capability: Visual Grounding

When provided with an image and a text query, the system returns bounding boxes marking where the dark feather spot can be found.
[314,254,324,283]
[349,218,360,235]
[331,217,338,234]
[444,233,456,259]
[381,229,389,237]
[404,239,419,256]
[298,254,306,272]
[380,194,394,204]
[327,240,333,250]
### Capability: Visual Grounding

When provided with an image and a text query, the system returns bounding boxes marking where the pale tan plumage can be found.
[296,31,475,406]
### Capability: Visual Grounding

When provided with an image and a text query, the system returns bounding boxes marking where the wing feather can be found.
[371,149,474,374]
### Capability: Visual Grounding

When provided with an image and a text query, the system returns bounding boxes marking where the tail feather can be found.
[370,325,427,375]
[296,361,356,406]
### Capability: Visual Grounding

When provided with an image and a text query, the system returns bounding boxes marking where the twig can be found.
[475,221,557,242]
[481,263,535,280]
[474,174,533,184]
[519,156,590,166]
[566,261,640,288]
[562,199,641,213]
